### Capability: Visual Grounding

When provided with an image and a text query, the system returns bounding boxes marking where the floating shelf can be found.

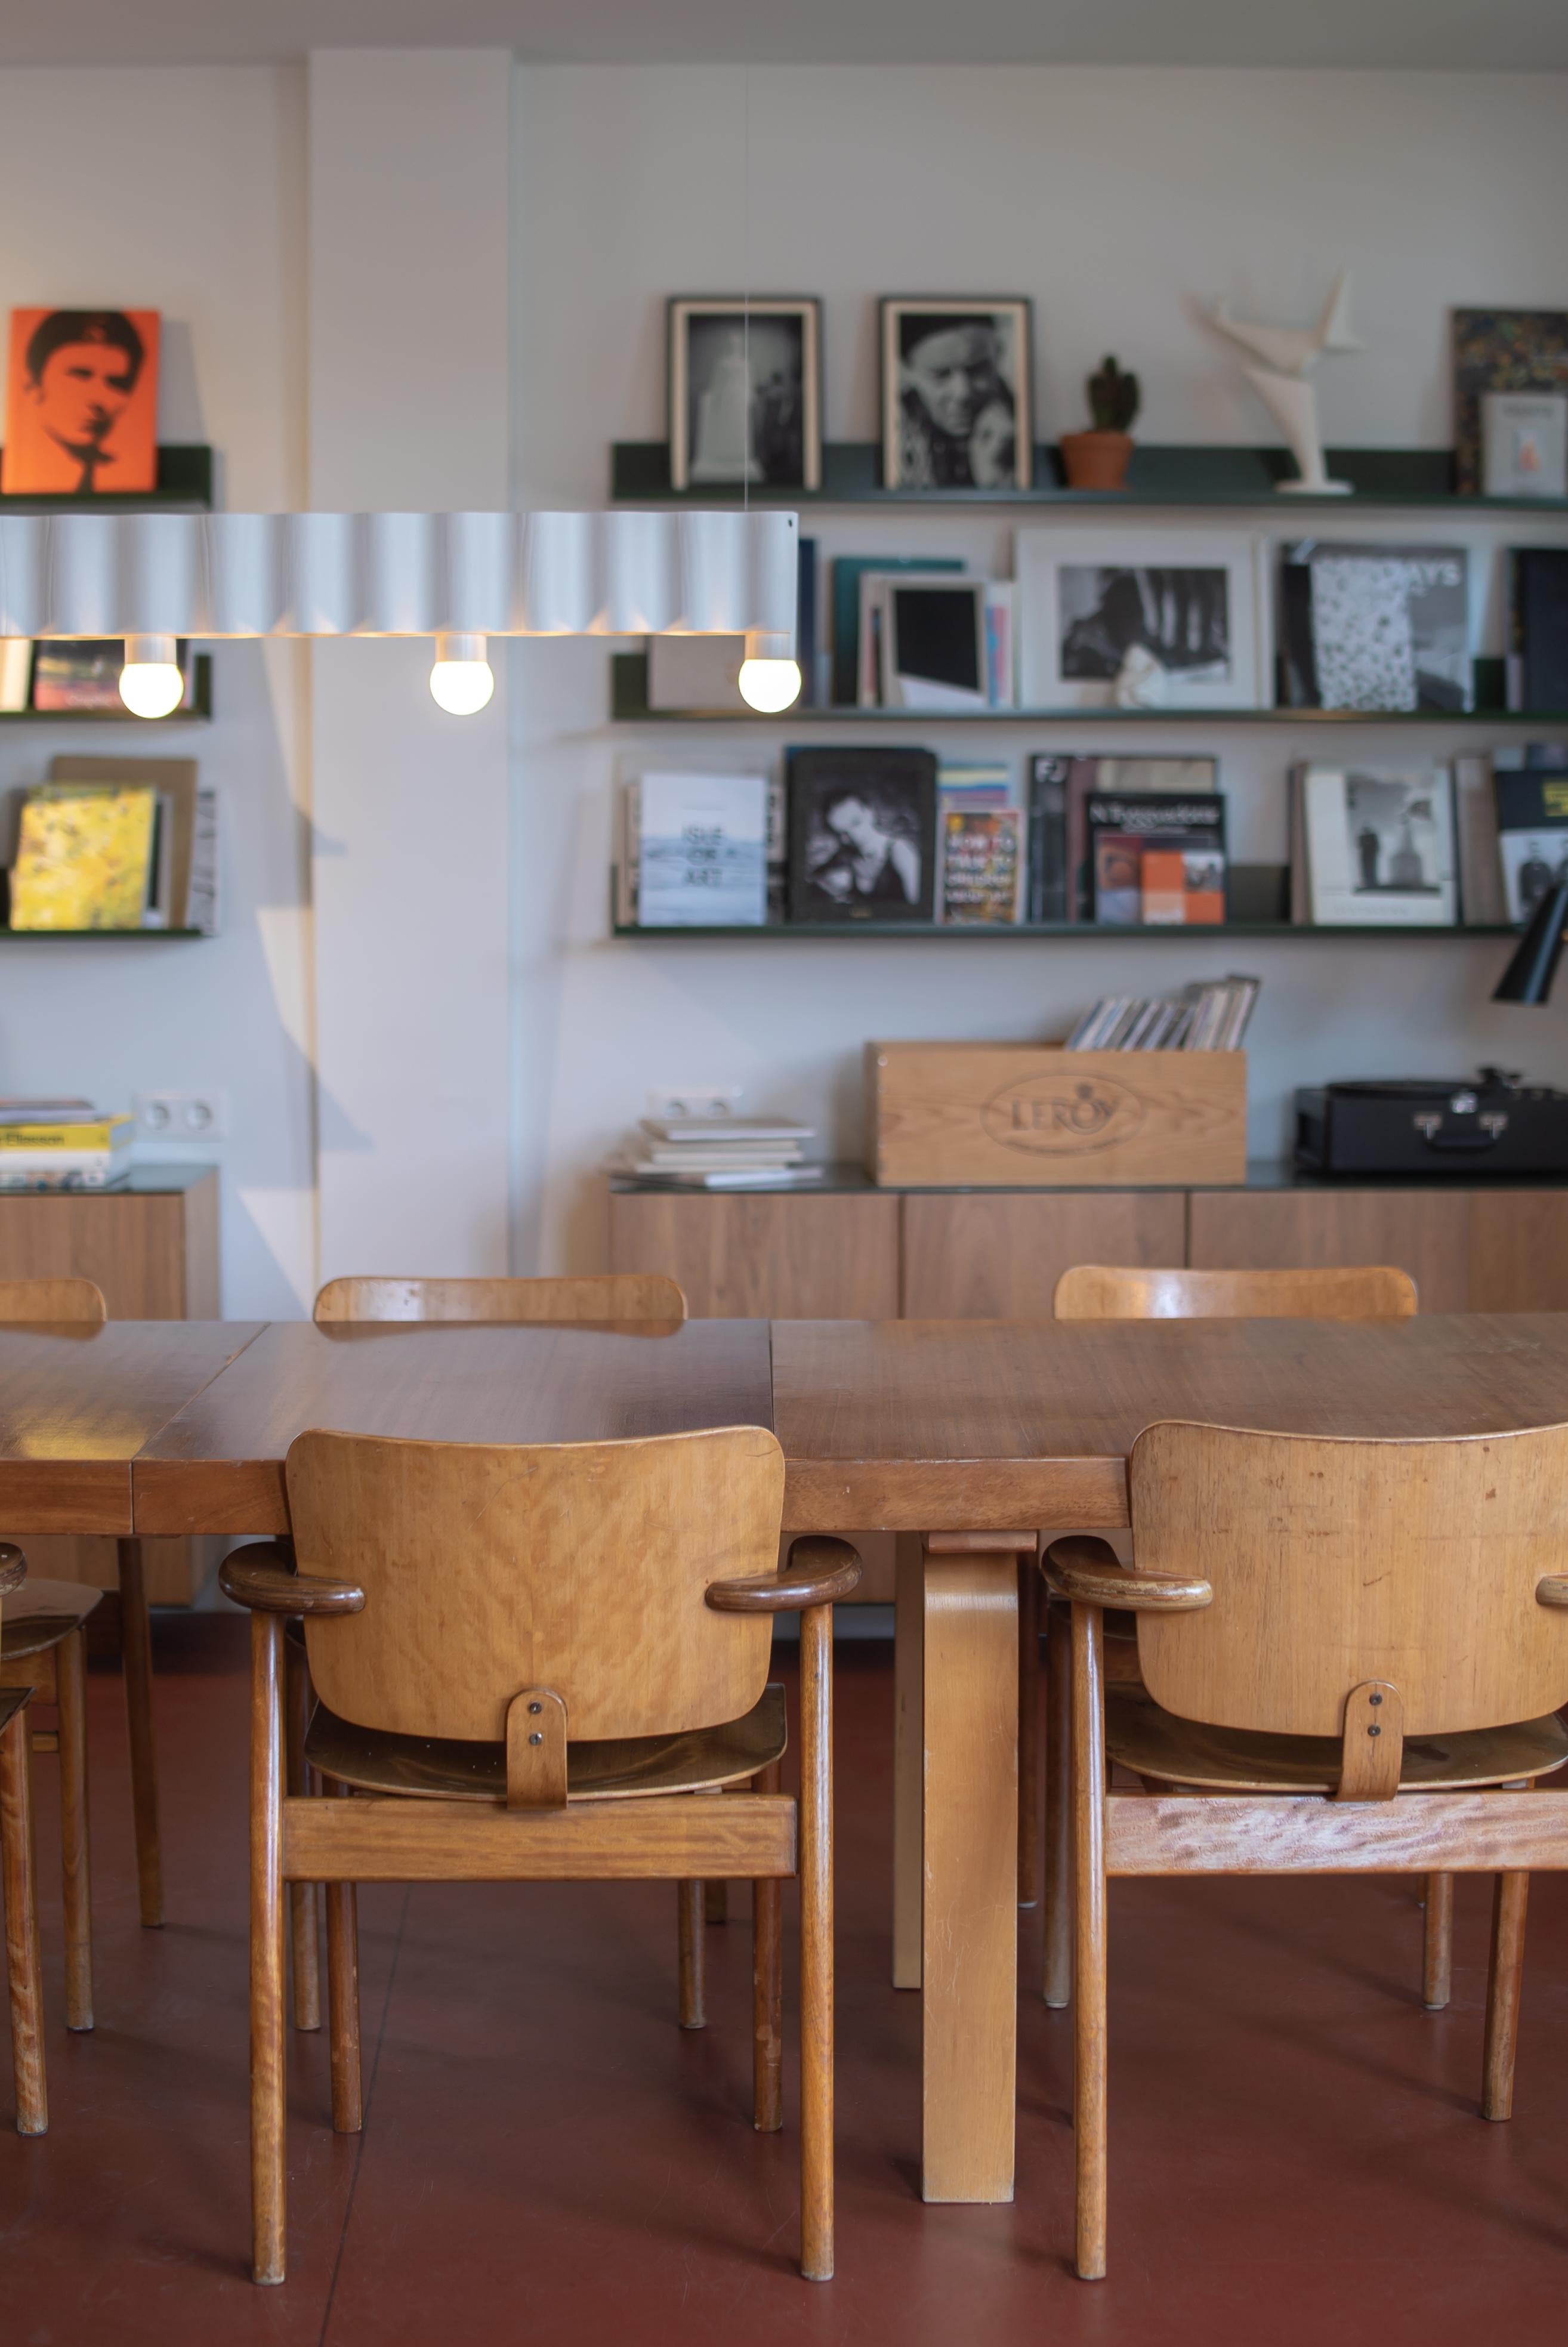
[0,928,208,941]
[0,445,213,512]
[611,440,1568,512]
[610,921,1514,944]
[0,654,212,724]
[611,653,1551,730]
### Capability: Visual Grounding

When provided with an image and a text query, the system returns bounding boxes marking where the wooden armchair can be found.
[1042,1419,1568,2281]
[0,1543,46,2132]
[1052,1264,1418,1321]
[220,1423,856,2287]
[313,1273,687,1325]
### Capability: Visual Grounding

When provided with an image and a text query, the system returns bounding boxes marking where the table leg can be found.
[116,1538,163,1929]
[922,1548,1018,2203]
[892,1533,924,1991]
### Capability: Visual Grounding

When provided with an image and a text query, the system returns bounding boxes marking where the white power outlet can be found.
[645,1085,743,1122]
[133,1090,229,1141]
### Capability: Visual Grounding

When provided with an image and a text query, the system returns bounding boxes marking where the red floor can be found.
[5,1620,1568,2343]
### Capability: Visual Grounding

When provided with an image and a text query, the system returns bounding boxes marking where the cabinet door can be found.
[902,1191,1187,1319]
[610,1190,900,1318]
[1464,1191,1568,1311]
[1187,1189,1470,1313]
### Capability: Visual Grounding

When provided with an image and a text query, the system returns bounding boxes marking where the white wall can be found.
[0,65,315,1315]
[513,63,1568,1270]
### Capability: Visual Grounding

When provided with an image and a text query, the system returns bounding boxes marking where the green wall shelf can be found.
[0,445,213,511]
[0,928,208,941]
[0,654,212,724]
[609,921,1514,943]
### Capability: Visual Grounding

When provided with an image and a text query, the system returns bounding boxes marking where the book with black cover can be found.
[1507,548,1568,714]
[1281,542,1471,713]
[1494,765,1568,922]
[1025,754,1070,921]
[1085,791,1227,926]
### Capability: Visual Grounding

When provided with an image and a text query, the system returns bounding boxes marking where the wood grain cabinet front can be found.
[1189,1187,1568,1315]
[610,1189,900,1320]
[902,1192,1186,1320]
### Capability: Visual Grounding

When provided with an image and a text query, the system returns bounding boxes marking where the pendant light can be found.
[429,631,495,715]
[119,633,184,719]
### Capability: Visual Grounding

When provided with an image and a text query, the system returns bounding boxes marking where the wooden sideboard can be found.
[609,1165,1568,1320]
[7,1165,221,1604]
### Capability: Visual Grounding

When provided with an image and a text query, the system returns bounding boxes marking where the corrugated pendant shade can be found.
[0,508,798,641]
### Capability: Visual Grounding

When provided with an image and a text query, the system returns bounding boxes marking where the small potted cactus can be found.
[1060,355,1140,490]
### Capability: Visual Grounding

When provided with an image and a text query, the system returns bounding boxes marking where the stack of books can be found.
[614,1114,820,1190]
[1066,976,1260,1052]
[0,1100,134,1190]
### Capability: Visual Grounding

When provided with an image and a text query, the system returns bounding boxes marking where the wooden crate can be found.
[865,1042,1247,1188]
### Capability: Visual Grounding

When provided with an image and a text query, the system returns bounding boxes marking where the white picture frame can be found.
[1016,528,1273,711]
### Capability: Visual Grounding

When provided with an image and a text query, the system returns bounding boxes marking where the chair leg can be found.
[116,1537,163,1928]
[1422,1872,1454,2012]
[1483,1869,1530,2121]
[285,1640,321,2033]
[799,1601,834,2282]
[1044,1598,1072,2008]
[250,1614,288,2285]
[0,1700,46,2134]
[752,1759,783,2133]
[56,1624,94,2032]
[1018,1553,1041,1910]
[1072,1602,1108,2281]
[320,1775,362,2136]
[677,1879,705,2028]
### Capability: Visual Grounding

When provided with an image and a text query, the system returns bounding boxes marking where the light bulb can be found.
[430,631,494,716]
[119,635,184,720]
[737,629,802,714]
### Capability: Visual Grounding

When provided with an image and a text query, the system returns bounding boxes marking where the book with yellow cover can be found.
[0,1117,131,1149]
[9,787,156,929]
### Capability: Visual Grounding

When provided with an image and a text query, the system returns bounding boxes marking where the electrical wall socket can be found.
[644,1085,743,1122]
[133,1091,229,1141]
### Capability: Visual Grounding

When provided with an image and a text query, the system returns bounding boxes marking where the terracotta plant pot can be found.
[1059,430,1135,491]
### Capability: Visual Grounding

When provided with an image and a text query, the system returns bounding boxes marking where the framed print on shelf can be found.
[2,307,160,496]
[1452,308,1568,496]
[668,297,822,493]
[786,744,938,923]
[880,297,1033,491]
[1016,528,1272,711]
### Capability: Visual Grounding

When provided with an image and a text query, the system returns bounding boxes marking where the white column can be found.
[307,49,512,1280]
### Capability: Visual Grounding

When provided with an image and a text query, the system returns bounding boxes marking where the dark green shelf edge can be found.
[0,928,208,940]
[0,446,212,511]
[611,440,1568,511]
[609,922,1515,943]
[612,652,1555,730]
[0,654,213,724]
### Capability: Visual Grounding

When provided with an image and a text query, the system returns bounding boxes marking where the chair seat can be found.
[306,1680,788,1805]
[1106,1685,1568,1793]
[1,1577,101,1662]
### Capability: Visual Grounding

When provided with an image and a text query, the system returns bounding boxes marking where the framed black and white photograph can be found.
[880,298,1032,491]
[1016,528,1271,710]
[1300,762,1458,927]
[786,745,937,923]
[668,298,822,493]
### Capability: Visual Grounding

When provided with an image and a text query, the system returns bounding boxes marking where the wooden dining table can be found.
[5,1307,1568,2209]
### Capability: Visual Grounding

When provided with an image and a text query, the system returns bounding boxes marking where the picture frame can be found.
[879,298,1033,492]
[1016,528,1273,711]
[2,307,160,498]
[1452,310,1568,497]
[786,745,937,923]
[668,297,822,493]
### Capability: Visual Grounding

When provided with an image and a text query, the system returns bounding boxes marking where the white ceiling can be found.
[0,0,1562,70]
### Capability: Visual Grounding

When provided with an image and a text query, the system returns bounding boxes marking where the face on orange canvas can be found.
[2,308,159,495]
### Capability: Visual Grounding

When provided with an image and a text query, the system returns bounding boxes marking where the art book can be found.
[9,784,159,929]
[1493,767,1568,924]
[1298,764,1457,927]
[1281,542,1471,714]
[1086,790,1227,927]
[941,810,1021,923]
[635,770,767,927]
[2,308,159,496]
[1069,756,1218,921]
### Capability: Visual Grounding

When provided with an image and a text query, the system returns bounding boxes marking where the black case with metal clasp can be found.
[1295,1070,1568,1177]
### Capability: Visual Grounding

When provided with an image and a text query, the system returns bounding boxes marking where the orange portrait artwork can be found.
[2,308,160,496]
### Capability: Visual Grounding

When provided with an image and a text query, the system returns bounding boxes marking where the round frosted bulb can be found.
[119,634,184,719]
[430,631,495,716]
[737,656,802,714]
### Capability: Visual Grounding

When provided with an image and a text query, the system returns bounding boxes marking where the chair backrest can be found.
[313,1273,687,1326]
[289,1423,782,1742]
[1054,1264,1417,1321]
[1131,1420,1568,1737]
[0,1277,106,1325]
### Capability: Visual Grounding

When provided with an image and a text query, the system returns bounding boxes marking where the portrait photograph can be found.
[880,298,1032,491]
[1017,528,1271,709]
[669,297,822,492]
[786,745,937,922]
[2,307,160,496]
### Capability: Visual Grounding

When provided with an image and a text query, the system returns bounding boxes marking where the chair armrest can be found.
[218,1540,365,1616]
[1538,1576,1568,1608]
[1041,1534,1211,1611]
[0,1543,25,1598]
[706,1536,863,1613]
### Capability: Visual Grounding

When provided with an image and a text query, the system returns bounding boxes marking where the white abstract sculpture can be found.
[1205,270,1363,495]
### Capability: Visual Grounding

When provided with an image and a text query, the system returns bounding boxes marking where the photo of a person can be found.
[881,299,1032,490]
[669,298,822,492]
[2,307,160,496]
[787,748,938,923]
[1345,773,1440,895]
[808,791,922,909]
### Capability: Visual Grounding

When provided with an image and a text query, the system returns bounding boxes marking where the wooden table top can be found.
[0,1311,1563,1540]
[771,1314,1568,1530]
[132,1317,774,1534]
[0,1320,265,1533]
